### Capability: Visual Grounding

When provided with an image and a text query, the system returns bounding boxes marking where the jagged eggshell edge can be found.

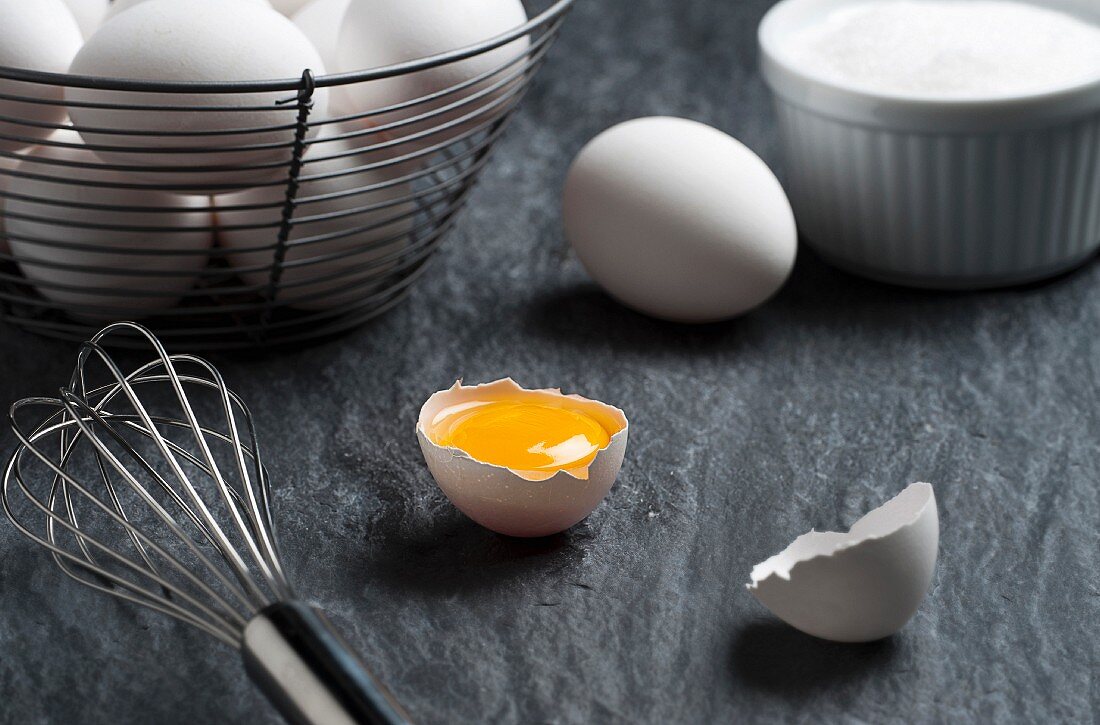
[746,482,939,642]
[416,378,629,538]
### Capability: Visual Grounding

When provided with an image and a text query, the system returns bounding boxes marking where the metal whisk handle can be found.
[242,602,411,725]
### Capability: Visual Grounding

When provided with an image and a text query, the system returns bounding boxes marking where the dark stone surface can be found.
[0,0,1097,723]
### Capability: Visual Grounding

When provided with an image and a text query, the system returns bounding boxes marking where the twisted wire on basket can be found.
[2,322,293,645]
[0,0,575,350]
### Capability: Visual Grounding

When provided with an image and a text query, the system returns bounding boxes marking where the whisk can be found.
[2,321,411,725]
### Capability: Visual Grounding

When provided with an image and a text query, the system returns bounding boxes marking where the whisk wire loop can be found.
[4,322,412,724]
[4,322,296,639]
[5,408,246,644]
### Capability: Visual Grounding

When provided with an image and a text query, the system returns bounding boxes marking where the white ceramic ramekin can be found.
[759,0,1100,289]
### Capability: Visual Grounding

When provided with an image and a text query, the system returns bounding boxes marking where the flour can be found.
[785,0,1100,98]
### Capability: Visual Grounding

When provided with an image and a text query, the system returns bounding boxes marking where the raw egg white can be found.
[62,0,108,39]
[213,123,414,311]
[337,0,530,156]
[6,131,214,318]
[0,1,84,154]
[563,117,797,323]
[748,482,939,642]
[68,0,329,193]
[292,0,356,117]
[417,379,629,538]
[104,0,271,21]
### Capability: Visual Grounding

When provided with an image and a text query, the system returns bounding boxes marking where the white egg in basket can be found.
[271,0,312,16]
[336,0,530,157]
[214,123,414,311]
[104,0,271,21]
[0,154,19,255]
[6,131,213,319]
[0,1,84,154]
[292,0,357,118]
[67,0,329,193]
[62,0,108,39]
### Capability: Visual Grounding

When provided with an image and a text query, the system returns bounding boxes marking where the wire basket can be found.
[0,0,574,350]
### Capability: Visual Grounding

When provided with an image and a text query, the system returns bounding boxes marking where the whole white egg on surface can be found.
[62,0,108,38]
[0,1,84,154]
[748,482,939,642]
[292,0,356,117]
[563,117,797,323]
[337,0,530,156]
[214,123,414,311]
[6,131,213,318]
[417,379,630,538]
[104,0,271,20]
[68,0,329,193]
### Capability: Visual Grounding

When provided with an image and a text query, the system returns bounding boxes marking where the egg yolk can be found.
[431,399,612,472]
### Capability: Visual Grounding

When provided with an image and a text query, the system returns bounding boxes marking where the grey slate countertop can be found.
[1,0,1097,722]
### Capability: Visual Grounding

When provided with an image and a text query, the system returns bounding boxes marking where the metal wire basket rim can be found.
[0,0,574,95]
[0,28,550,145]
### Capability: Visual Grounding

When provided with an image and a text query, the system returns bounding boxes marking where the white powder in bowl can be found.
[784,0,1100,98]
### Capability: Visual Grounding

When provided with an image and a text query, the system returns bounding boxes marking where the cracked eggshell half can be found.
[747,482,938,642]
[416,379,629,538]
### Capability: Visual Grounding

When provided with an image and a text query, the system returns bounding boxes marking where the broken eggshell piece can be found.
[747,482,938,642]
[416,379,629,538]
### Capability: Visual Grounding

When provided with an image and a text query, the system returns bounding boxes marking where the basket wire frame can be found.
[0,0,574,349]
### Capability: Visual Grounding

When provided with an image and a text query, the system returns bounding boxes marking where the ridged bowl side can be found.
[775,101,1100,288]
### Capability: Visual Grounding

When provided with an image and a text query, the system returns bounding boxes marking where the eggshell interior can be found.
[748,482,939,642]
[417,379,629,538]
[420,378,627,480]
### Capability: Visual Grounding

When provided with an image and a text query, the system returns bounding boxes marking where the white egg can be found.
[748,482,939,643]
[417,379,630,538]
[292,0,356,118]
[563,117,797,323]
[6,131,213,319]
[68,0,329,193]
[0,1,84,154]
[337,0,530,156]
[214,123,414,311]
[104,0,271,21]
[271,0,311,15]
[62,0,108,39]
